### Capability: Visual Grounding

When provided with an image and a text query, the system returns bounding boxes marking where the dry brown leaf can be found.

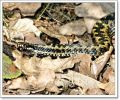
[56,70,102,89]
[38,54,92,73]
[38,26,68,44]
[57,70,115,94]
[8,69,58,93]
[13,49,90,75]
[3,26,11,40]
[104,82,115,95]
[12,50,38,75]
[4,21,44,44]
[84,18,98,33]
[27,69,58,93]
[55,78,71,92]
[75,3,106,18]
[3,3,41,16]
[17,89,30,95]
[9,18,41,40]
[69,89,81,95]
[77,87,88,95]
[8,77,28,89]
[35,69,55,90]
[37,20,80,44]
[22,32,45,44]
[36,20,79,44]
[75,3,115,33]
[12,50,74,74]
[86,88,104,95]
[102,67,115,83]
[98,82,115,95]
[59,19,86,35]
[91,46,113,77]
[65,35,79,44]
[76,54,92,76]
[46,82,59,93]
[36,57,75,72]
[75,3,107,33]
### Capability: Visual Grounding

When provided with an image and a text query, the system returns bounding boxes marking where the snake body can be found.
[14,13,115,59]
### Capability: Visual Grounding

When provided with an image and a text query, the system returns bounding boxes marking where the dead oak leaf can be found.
[86,88,104,95]
[102,67,115,83]
[91,46,113,78]
[27,69,59,93]
[8,77,28,90]
[98,82,115,95]
[9,18,41,40]
[59,19,87,36]
[75,3,111,33]
[57,70,115,95]
[3,3,41,16]
[8,69,59,93]
[56,70,102,89]
[38,26,68,44]
[76,54,92,76]
[12,50,38,75]
[13,49,91,75]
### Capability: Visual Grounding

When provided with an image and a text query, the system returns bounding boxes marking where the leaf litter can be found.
[2,3,115,95]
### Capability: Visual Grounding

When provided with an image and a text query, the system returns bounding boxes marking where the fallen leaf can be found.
[59,19,86,35]
[57,70,115,95]
[69,89,81,95]
[9,18,42,40]
[12,50,38,75]
[55,78,71,91]
[13,49,91,75]
[8,77,28,89]
[98,82,115,95]
[46,82,59,93]
[86,88,104,95]
[3,53,22,79]
[38,26,68,44]
[76,54,92,76]
[22,32,45,44]
[8,69,58,93]
[75,3,106,18]
[104,82,115,95]
[84,18,98,33]
[17,89,30,95]
[102,67,115,83]
[27,69,58,93]
[37,57,75,72]
[3,3,41,16]
[56,70,102,89]
[75,3,114,33]
[91,46,113,78]
[78,87,88,95]
[35,20,78,44]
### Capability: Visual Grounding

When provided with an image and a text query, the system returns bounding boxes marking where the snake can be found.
[11,13,115,59]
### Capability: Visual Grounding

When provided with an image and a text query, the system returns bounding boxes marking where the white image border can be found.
[0,0,118,98]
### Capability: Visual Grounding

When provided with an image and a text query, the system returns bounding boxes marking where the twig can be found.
[36,3,50,21]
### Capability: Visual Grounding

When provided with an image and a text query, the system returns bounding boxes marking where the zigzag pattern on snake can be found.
[13,13,115,59]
